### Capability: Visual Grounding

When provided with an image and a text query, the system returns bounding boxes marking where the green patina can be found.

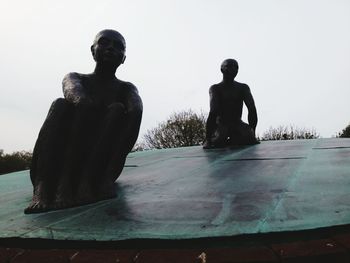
[0,138,350,241]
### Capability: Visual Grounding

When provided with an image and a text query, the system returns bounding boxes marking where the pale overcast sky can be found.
[1,0,350,153]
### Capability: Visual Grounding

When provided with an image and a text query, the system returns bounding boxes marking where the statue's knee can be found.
[108,102,125,110]
[51,98,70,111]
[45,98,73,124]
[108,103,126,114]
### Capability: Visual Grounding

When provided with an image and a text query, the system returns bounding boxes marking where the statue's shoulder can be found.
[63,72,83,81]
[62,72,91,87]
[117,80,142,111]
[209,83,221,92]
[118,79,140,95]
[234,81,250,91]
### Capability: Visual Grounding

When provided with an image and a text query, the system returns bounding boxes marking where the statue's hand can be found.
[249,126,260,144]
[250,127,256,138]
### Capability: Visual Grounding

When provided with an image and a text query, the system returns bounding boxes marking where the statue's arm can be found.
[62,73,90,105]
[121,83,143,155]
[205,86,219,141]
[243,85,258,131]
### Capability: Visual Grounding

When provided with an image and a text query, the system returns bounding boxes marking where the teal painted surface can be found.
[0,138,350,241]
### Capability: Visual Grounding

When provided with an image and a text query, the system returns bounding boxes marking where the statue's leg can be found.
[25,98,72,213]
[101,103,142,200]
[230,121,259,145]
[103,104,142,201]
[53,104,99,209]
[77,103,129,203]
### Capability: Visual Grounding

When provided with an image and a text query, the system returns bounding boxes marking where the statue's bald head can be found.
[221,59,239,76]
[91,29,126,65]
[93,29,126,50]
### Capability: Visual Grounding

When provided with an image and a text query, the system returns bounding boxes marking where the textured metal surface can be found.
[0,138,350,241]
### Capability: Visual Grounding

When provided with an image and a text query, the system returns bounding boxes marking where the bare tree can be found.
[144,110,207,149]
[131,141,146,152]
[260,125,319,141]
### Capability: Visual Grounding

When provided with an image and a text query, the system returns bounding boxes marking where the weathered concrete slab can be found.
[0,138,350,241]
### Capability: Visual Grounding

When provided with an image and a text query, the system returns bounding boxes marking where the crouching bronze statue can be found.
[203,59,259,149]
[25,30,142,213]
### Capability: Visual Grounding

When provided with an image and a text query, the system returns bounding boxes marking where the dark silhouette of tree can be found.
[144,110,207,149]
[0,150,32,175]
[337,124,350,138]
[260,125,319,141]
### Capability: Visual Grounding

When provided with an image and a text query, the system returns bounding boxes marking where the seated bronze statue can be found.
[203,59,258,149]
[25,30,143,213]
